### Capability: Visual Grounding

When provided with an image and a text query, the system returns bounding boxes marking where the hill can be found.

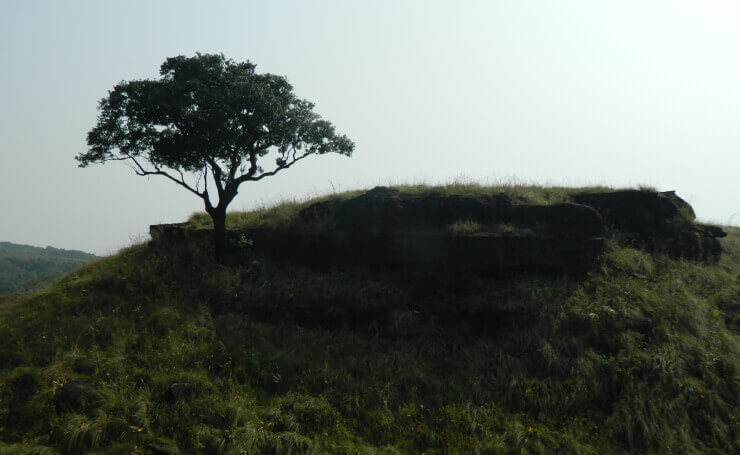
[0,185,738,454]
[0,242,98,294]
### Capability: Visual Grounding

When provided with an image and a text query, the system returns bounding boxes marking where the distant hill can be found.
[0,241,97,294]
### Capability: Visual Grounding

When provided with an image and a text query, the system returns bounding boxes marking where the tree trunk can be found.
[210,207,228,264]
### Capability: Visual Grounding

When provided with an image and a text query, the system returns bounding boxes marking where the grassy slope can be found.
[0,186,738,454]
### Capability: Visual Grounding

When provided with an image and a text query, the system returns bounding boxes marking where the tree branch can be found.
[226,150,240,186]
[204,156,225,197]
[124,154,207,200]
[247,148,258,178]
[235,150,313,184]
[198,164,215,211]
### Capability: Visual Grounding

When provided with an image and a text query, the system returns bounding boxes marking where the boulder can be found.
[55,380,98,413]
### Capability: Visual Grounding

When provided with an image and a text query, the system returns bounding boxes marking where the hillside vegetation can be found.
[0,185,738,454]
[0,242,97,294]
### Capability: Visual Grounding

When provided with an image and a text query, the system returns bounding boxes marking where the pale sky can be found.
[1,0,739,255]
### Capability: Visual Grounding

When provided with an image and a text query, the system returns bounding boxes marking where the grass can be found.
[0,186,738,454]
[719,226,740,271]
[446,220,485,234]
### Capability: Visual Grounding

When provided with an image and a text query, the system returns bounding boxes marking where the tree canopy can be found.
[78,53,354,261]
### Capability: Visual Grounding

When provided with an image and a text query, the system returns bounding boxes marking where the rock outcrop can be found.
[572,190,725,263]
[296,187,605,274]
[307,187,603,238]
[150,187,725,275]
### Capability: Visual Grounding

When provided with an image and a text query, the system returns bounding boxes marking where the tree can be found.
[78,54,354,262]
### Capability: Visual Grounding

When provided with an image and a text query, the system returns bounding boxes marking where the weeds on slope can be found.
[0,219,738,454]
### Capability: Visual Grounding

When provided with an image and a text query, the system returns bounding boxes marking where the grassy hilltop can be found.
[0,185,738,454]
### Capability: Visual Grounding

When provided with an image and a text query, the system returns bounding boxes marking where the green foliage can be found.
[0,189,738,454]
[79,53,354,262]
[80,54,353,174]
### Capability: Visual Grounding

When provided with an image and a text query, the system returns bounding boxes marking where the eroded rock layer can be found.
[150,187,726,274]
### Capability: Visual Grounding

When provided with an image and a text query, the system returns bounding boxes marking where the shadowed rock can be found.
[573,190,684,233]
[297,186,606,274]
[573,190,725,262]
[151,187,724,274]
[320,187,602,238]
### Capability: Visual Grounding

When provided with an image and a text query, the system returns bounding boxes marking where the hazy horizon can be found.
[2,1,739,255]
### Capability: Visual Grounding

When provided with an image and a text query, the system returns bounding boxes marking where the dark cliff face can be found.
[295,187,606,274]
[151,187,725,275]
[310,186,604,239]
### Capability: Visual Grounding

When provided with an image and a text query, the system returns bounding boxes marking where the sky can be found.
[1,0,739,255]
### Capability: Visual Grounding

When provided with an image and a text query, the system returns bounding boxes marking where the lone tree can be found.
[78,54,354,262]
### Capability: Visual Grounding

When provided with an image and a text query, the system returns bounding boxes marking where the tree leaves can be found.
[78,53,354,203]
[78,53,354,261]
